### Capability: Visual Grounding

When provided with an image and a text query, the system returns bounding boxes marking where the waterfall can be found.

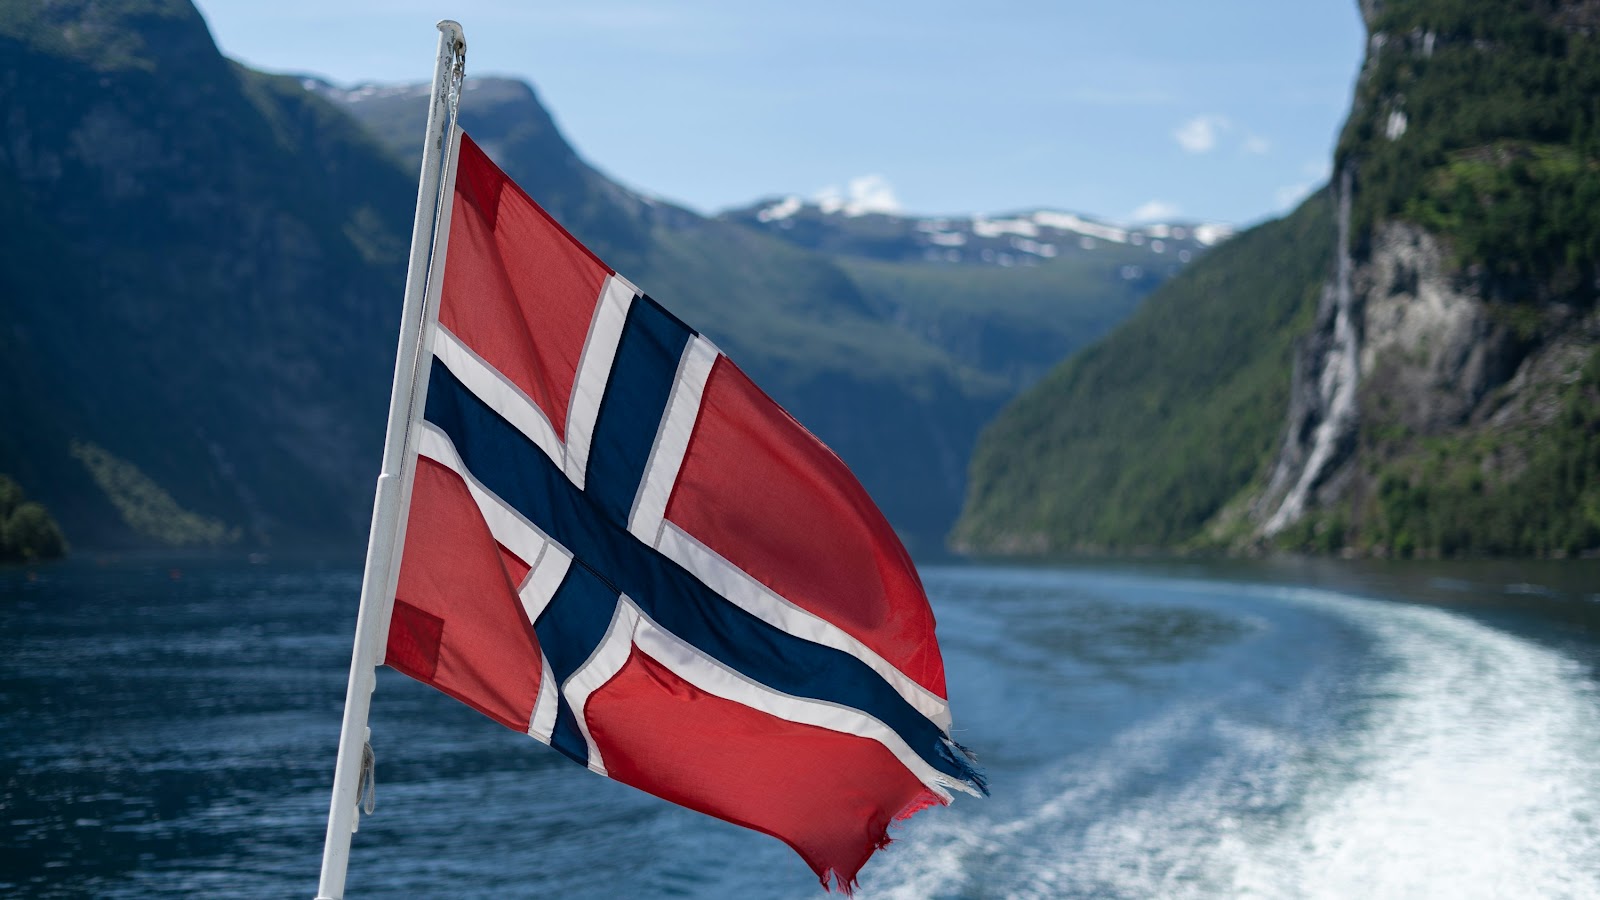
[1263,167,1361,536]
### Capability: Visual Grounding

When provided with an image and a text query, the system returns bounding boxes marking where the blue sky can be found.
[193,1,1367,226]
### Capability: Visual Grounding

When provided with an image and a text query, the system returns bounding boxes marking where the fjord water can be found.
[4,560,1599,898]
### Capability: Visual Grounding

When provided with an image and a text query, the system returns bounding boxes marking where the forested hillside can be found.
[0,0,415,549]
[952,192,1333,553]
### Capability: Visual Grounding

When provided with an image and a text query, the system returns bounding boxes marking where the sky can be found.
[192,1,1367,226]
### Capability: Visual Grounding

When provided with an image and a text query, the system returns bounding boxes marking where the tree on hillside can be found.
[0,475,67,562]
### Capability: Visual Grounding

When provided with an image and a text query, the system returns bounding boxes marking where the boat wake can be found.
[860,583,1600,899]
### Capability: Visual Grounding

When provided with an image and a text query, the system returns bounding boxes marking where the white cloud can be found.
[1242,134,1271,155]
[814,175,901,217]
[1131,200,1182,222]
[1174,115,1230,153]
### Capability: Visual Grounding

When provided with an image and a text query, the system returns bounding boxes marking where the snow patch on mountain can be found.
[723,193,1234,268]
[973,216,1041,239]
[1031,211,1130,244]
[815,175,901,217]
[757,195,803,222]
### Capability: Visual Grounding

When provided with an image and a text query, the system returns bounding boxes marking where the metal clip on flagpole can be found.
[315,20,465,900]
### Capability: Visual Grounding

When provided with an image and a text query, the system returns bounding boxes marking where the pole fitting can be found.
[437,20,467,119]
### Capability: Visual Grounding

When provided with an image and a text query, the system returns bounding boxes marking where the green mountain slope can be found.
[0,0,415,549]
[717,199,1229,388]
[952,191,1333,553]
[837,249,1159,389]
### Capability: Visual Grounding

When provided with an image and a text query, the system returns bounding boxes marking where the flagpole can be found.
[315,20,465,900]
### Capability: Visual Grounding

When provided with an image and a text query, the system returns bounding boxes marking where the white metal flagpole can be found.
[315,20,466,900]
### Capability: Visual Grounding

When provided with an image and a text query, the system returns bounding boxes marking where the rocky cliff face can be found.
[1253,200,1553,538]
[1249,0,1600,556]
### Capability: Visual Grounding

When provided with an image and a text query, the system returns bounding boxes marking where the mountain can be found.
[312,76,1221,551]
[0,0,1203,555]
[955,0,1600,559]
[0,0,416,550]
[720,199,1231,387]
[952,191,1334,553]
[720,196,1228,269]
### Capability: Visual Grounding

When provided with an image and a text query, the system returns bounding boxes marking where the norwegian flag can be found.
[383,130,984,891]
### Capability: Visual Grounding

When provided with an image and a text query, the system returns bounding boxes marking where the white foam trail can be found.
[858,582,1600,899]
[1227,587,1600,899]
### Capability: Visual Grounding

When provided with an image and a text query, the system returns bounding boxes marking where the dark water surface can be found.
[3,557,1598,898]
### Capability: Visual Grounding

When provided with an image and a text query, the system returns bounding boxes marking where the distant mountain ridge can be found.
[721,196,1231,269]
[310,76,1235,276]
[716,197,1233,389]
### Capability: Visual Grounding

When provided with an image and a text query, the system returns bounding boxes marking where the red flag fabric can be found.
[385,130,983,892]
